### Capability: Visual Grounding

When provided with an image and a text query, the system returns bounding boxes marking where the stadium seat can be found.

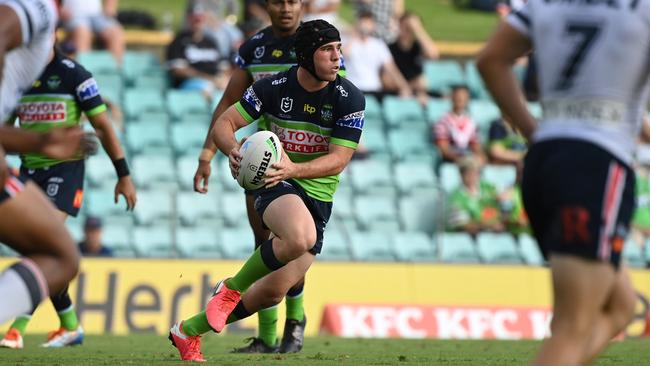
[103,224,136,257]
[439,162,461,193]
[518,234,545,266]
[220,227,255,259]
[349,230,395,261]
[86,189,128,218]
[360,128,388,154]
[132,73,168,91]
[364,95,383,121]
[427,98,452,123]
[623,239,646,268]
[348,160,394,195]
[438,232,481,263]
[171,122,208,154]
[86,153,116,188]
[132,155,177,189]
[124,89,166,118]
[220,192,248,227]
[65,219,84,243]
[176,154,219,191]
[133,190,173,226]
[394,161,437,194]
[94,73,123,104]
[423,60,465,95]
[132,226,174,258]
[387,125,434,161]
[176,227,221,258]
[177,191,220,227]
[319,227,352,261]
[217,158,243,192]
[382,96,426,127]
[398,192,443,234]
[78,51,119,76]
[128,111,170,126]
[174,112,212,125]
[331,187,354,219]
[482,164,517,192]
[126,122,170,154]
[392,231,437,262]
[353,195,400,232]
[123,51,163,85]
[464,61,491,100]
[469,100,501,130]
[166,90,209,119]
[476,232,522,264]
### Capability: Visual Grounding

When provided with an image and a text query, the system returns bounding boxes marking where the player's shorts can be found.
[0,171,26,204]
[20,160,85,217]
[252,179,332,255]
[522,138,635,269]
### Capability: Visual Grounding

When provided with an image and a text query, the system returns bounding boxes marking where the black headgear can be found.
[294,20,341,81]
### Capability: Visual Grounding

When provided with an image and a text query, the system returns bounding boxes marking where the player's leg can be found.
[95,16,124,64]
[532,255,617,366]
[0,180,80,324]
[68,18,93,53]
[580,266,636,364]
[280,276,307,353]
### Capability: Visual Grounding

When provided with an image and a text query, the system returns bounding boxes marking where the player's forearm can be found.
[292,151,349,180]
[212,115,240,158]
[90,112,125,161]
[0,126,47,154]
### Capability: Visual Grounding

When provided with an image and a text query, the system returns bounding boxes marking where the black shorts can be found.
[20,160,85,217]
[252,180,332,255]
[0,171,27,204]
[522,139,635,269]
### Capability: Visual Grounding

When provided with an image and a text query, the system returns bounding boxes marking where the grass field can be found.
[3,334,650,365]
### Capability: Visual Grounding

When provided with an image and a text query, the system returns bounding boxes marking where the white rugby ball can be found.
[237,131,283,190]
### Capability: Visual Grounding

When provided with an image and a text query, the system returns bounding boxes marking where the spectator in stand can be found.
[354,0,403,43]
[166,6,228,100]
[185,0,244,61]
[446,156,503,234]
[434,85,483,164]
[303,0,340,25]
[343,11,412,99]
[486,116,527,165]
[498,165,529,235]
[61,0,125,65]
[78,217,113,257]
[389,12,439,106]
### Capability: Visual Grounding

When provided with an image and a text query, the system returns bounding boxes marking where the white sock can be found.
[0,261,47,324]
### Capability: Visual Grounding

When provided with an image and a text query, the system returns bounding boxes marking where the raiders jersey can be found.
[508,0,650,164]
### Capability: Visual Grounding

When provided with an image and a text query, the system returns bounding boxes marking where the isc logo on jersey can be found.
[237,131,283,190]
[76,78,100,102]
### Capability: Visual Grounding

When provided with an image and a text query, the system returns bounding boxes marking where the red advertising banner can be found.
[320,304,553,340]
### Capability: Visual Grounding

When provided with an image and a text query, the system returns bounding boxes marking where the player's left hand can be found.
[265,150,296,188]
[115,176,137,211]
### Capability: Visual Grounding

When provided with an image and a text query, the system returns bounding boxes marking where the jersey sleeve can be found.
[507,3,531,38]
[0,0,57,46]
[330,85,365,149]
[234,80,268,123]
[72,65,106,117]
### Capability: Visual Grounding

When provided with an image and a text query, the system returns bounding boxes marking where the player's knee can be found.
[285,227,316,254]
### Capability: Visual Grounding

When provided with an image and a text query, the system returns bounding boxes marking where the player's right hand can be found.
[228,147,242,180]
[39,126,88,160]
[194,160,212,194]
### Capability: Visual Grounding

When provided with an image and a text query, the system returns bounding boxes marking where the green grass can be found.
[117,0,498,42]
[4,334,650,365]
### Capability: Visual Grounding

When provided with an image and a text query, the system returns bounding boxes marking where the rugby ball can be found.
[237,131,283,190]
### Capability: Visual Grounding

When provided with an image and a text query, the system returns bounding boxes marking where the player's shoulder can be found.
[55,53,93,79]
[333,76,364,104]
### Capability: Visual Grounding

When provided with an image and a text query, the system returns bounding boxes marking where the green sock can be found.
[286,292,304,321]
[226,243,282,293]
[9,315,31,335]
[182,311,212,337]
[58,307,79,331]
[257,306,278,347]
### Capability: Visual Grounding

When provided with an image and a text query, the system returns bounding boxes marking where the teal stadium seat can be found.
[102,224,136,257]
[94,73,123,105]
[398,192,443,234]
[394,161,437,194]
[382,96,426,127]
[518,234,545,265]
[623,239,646,268]
[123,51,163,85]
[319,227,352,261]
[134,190,173,226]
[132,73,168,91]
[364,95,382,121]
[126,122,170,154]
[177,191,221,227]
[166,90,209,120]
[427,98,452,123]
[482,164,517,192]
[124,89,166,119]
[171,123,208,154]
[469,100,501,130]
[176,155,219,191]
[464,61,490,100]
[220,228,255,259]
[78,51,119,76]
[392,231,436,262]
[86,152,115,188]
[132,155,177,189]
[360,129,387,155]
[65,219,84,243]
[349,230,395,261]
[348,160,394,195]
[387,124,434,161]
[439,162,461,193]
[128,111,170,127]
[438,232,481,263]
[476,232,522,264]
[331,187,354,219]
[220,192,248,227]
[176,227,221,258]
[86,189,129,218]
[423,60,465,95]
[132,226,174,257]
[353,195,400,232]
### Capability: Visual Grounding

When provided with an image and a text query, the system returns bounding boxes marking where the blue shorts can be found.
[252,180,332,255]
[522,139,635,269]
[20,160,85,217]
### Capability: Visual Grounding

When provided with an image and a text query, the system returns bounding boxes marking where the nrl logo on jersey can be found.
[281,97,293,113]
[254,46,265,59]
